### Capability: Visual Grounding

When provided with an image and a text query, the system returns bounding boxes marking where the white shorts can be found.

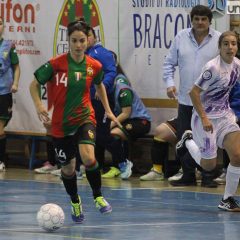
[191,111,240,159]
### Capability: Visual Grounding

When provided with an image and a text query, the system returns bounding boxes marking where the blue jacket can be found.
[86,43,117,98]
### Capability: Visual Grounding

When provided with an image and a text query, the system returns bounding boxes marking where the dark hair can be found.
[88,26,96,38]
[190,5,213,23]
[110,51,125,75]
[110,50,131,85]
[218,31,238,48]
[67,17,90,37]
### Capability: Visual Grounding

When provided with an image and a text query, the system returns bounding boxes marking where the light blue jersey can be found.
[0,40,14,95]
[114,74,151,121]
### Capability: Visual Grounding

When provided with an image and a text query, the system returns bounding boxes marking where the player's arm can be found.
[95,83,121,127]
[10,45,20,93]
[111,89,133,129]
[11,63,20,93]
[29,78,49,123]
[189,85,213,133]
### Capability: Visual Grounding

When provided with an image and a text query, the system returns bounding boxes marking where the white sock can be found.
[185,139,201,165]
[223,164,240,200]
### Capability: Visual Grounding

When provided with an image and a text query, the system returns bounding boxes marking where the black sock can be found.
[86,168,102,199]
[61,172,79,203]
[0,135,7,163]
[94,144,105,169]
[151,140,168,165]
[46,137,56,166]
[106,136,125,168]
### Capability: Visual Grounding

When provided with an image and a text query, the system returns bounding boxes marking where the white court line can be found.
[0,226,107,240]
[1,220,240,232]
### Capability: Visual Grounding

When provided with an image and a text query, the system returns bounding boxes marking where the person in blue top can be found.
[102,52,151,179]
[86,24,117,169]
[0,16,20,172]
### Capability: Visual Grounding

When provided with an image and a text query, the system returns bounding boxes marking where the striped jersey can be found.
[34,53,103,137]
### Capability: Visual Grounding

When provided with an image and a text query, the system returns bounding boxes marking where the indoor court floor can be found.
[0,169,240,240]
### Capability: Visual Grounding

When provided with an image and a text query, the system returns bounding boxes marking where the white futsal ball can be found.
[37,203,65,232]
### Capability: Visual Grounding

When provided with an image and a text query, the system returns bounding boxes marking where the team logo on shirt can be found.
[88,130,94,139]
[8,107,12,113]
[87,66,94,76]
[3,51,9,59]
[125,124,132,130]
[120,92,127,98]
[202,70,212,80]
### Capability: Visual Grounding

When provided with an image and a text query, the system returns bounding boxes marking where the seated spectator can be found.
[102,52,151,179]
[34,122,58,174]
[140,118,180,181]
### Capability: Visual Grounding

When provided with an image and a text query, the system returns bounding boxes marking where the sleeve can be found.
[118,89,133,108]
[34,61,54,85]
[10,45,19,65]
[162,34,179,88]
[94,48,116,94]
[194,63,217,91]
[92,60,104,85]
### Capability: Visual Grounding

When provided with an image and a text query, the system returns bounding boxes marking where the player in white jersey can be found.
[176,31,240,211]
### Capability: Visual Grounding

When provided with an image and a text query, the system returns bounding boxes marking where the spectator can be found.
[0,16,20,171]
[163,5,220,187]
[102,52,151,179]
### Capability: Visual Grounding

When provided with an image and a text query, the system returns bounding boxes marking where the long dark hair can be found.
[110,51,125,75]
[110,50,132,86]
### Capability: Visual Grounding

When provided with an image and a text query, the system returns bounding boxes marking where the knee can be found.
[62,164,75,176]
[230,150,240,166]
[201,159,216,171]
[83,157,96,167]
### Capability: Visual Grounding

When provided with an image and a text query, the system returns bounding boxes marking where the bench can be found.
[6,133,48,170]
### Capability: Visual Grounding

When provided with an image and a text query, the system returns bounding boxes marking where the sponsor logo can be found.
[226,0,240,14]
[0,0,39,33]
[208,0,226,16]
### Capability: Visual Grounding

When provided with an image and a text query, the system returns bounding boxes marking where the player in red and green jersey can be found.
[30,20,120,223]
[34,52,103,137]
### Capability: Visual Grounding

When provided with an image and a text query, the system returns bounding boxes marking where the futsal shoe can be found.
[119,159,133,179]
[0,162,6,172]
[71,196,84,223]
[102,167,121,178]
[95,196,112,214]
[140,169,164,181]
[218,197,240,212]
[170,174,197,186]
